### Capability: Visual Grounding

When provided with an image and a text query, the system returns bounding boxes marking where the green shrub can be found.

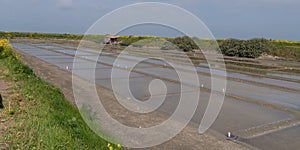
[170,36,199,52]
[0,39,14,58]
[219,38,269,58]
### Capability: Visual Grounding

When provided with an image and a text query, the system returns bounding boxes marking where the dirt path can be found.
[12,43,252,149]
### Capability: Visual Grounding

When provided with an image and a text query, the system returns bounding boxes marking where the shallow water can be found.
[12,42,300,144]
[12,43,300,111]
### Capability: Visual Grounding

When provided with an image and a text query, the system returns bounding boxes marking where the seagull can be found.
[201,84,204,88]
[66,66,69,70]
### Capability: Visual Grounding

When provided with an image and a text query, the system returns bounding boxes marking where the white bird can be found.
[227,132,231,138]
[201,84,204,88]
[66,66,69,70]
[222,88,225,93]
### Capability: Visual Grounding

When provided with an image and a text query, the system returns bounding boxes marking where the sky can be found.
[0,0,299,40]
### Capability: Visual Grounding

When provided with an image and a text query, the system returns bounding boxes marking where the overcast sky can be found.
[0,0,299,40]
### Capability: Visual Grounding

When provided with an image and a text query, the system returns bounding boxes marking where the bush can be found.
[0,39,14,58]
[171,36,199,52]
[219,38,269,58]
[0,39,33,77]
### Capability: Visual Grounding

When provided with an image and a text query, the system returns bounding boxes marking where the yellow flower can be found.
[15,54,19,60]
[117,144,121,148]
[159,38,167,41]
[107,143,111,147]
[0,39,13,58]
[109,146,113,150]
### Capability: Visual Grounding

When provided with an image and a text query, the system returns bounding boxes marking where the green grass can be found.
[0,40,123,149]
[268,41,300,61]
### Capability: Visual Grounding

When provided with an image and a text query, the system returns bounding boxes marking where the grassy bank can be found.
[0,40,122,149]
[268,40,300,61]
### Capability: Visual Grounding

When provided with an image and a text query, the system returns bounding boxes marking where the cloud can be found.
[57,0,73,9]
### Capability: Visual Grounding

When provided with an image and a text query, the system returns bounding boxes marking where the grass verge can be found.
[0,39,123,149]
